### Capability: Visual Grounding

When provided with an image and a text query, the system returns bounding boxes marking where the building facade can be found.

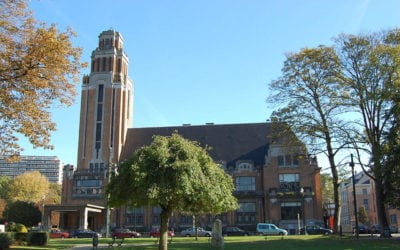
[44,30,323,234]
[0,155,63,184]
[339,171,400,233]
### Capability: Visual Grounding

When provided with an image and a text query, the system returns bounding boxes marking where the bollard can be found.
[92,234,99,250]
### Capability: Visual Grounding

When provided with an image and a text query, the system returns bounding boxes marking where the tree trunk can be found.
[159,209,170,250]
[326,145,340,233]
[375,179,391,238]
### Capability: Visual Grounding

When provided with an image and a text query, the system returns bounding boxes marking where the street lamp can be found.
[41,195,45,229]
[300,187,307,235]
[106,147,114,238]
[350,154,359,238]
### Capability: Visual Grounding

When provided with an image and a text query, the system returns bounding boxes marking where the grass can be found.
[10,235,400,250]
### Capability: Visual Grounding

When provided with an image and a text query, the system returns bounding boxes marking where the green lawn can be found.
[10,235,400,250]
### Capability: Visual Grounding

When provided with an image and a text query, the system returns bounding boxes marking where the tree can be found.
[268,29,400,237]
[0,0,87,157]
[320,173,334,205]
[47,183,62,205]
[107,133,238,250]
[0,175,11,200]
[336,29,400,237]
[7,171,50,203]
[2,201,41,227]
[267,46,348,232]
[358,207,369,225]
[381,93,400,208]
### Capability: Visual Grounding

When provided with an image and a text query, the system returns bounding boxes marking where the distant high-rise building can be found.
[0,155,63,184]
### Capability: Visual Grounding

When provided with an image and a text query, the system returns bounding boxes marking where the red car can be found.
[111,228,141,238]
[49,229,70,238]
[149,227,174,238]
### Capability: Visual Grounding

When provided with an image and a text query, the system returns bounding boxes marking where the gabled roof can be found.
[120,123,274,167]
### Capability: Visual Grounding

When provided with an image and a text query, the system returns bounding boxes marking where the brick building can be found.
[44,30,322,234]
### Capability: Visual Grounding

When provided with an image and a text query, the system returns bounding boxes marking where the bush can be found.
[0,233,12,250]
[6,223,27,233]
[14,232,27,245]
[27,231,47,246]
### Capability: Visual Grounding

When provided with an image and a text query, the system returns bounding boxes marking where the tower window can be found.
[104,39,111,49]
[98,85,104,102]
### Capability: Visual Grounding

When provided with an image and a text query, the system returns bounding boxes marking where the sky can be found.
[21,0,400,169]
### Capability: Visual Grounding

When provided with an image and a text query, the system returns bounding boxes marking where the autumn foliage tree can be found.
[7,171,50,203]
[107,133,238,250]
[0,0,87,157]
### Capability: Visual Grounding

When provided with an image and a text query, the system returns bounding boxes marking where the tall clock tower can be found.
[77,30,133,174]
[61,30,133,207]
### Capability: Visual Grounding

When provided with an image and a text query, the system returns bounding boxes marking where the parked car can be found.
[370,224,381,234]
[222,226,250,236]
[71,229,102,238]
[49,229,70,238]
[390,225,398,233]
[180,227,212,237]
[149,227,175,238]
[256,223,288,236]
[111,228,141,238]
[353,224,371,234]
[299,225,332,235]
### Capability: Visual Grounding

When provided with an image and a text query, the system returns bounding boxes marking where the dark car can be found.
[111,228,141,238]
[353,224,371,234]
[370,224,381,234]
[390,225,398,233]
[71,229,102,238]
[180,227,212,237]
[300,225,333,235]
[222,226,250,236]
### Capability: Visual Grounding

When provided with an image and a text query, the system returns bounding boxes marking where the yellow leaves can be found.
[0,0,87,155]
[8,171,50,203]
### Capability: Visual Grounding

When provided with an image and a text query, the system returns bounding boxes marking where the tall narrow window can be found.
[95,85,104,154]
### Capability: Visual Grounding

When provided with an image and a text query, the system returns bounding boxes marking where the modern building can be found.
[44,30,323,234]
[0,155,63,184]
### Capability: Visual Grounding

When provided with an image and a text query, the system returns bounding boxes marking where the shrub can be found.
[0,233,12,250]
[27,231,47,246]
[14,232,27,245]
[6,223,27,233]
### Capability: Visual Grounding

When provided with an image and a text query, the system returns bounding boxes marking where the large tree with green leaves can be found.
[267,46,348,232]
[0,0,87,158]
[107,133,238,250]
[380,91,400,209]
[2,201,41,227]
[268,28,400,236]
[336,29,400,237]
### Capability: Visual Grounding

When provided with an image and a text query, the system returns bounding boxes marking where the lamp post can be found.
[300,187,307,235]
[41,195,45,229]
[106,147,114,238]
[350,154,359,238]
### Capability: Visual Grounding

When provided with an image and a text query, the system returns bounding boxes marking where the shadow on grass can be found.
[10,235,400,250]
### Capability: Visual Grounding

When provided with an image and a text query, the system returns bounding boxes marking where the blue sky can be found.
[23,0,400,168]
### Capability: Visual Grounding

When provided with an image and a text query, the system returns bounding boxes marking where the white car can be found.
[180,227,212,237]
